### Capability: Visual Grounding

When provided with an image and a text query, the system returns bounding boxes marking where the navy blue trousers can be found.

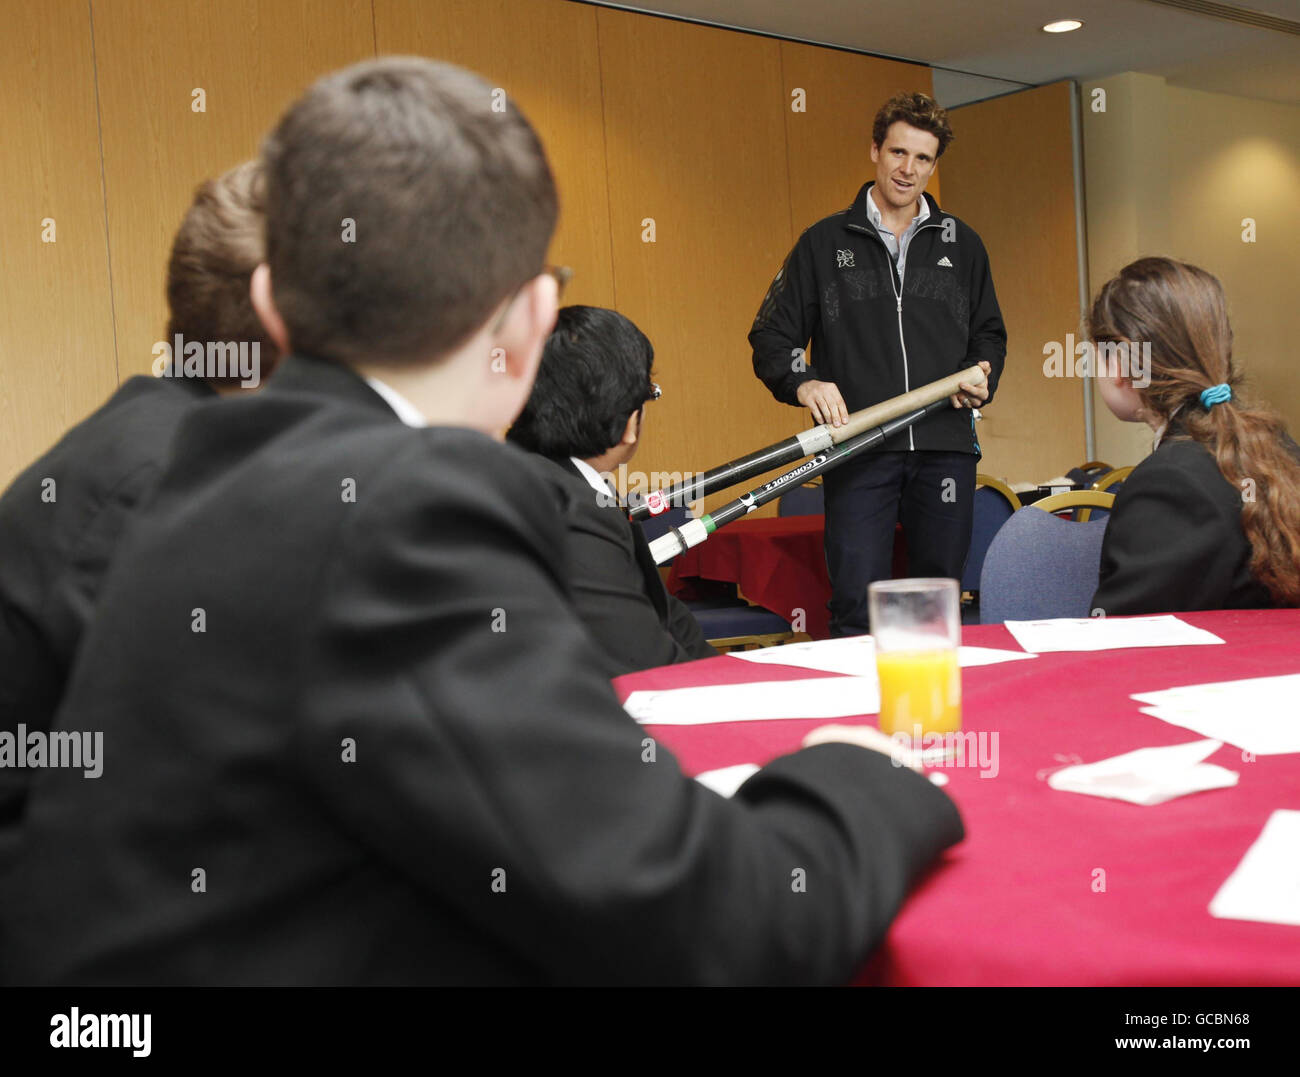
[822,450,976,637]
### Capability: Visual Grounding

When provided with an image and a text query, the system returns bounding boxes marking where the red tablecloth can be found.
[667,515,833,637]
[613,608,1300,986]
[666,515,910,640]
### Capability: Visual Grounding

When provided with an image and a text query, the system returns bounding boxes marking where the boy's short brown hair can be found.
[872,91,955,157]
[166,160,276,383]
[260,56,559,366]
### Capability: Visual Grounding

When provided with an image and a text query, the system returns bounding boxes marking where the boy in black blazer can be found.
[508,305,716,675]
[1,58,962,986]
[0,161,277,832]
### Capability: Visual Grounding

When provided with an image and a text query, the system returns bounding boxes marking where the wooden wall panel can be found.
[596,8,796,515]
[937,81,1085,484]
[374,0,615,311]
[1,0,966,511]
[0,0,118,487]
[91,0,375,378]
[780,42,938,236]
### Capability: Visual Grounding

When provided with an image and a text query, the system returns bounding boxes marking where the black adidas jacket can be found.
[750,181,1006,455]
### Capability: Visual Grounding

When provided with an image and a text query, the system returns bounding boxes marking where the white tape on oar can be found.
[795,426,834,456]
[648,517,709,563]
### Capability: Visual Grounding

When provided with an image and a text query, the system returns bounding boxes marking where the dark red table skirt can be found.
[668,515,832,636]
[613,608,1300,985]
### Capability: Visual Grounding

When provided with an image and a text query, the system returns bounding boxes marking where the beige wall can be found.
[0,0,938,505]
[939,81,1086,484]
[0,1,119,489]
[94,0,375,381]
[1083,72,1300,467]
[8,8,1290,507]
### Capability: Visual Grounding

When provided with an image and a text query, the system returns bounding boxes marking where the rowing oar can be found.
[627,363,985,521]
[648,398,952,565]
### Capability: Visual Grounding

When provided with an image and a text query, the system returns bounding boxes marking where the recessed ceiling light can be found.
[1043,19,1084,33]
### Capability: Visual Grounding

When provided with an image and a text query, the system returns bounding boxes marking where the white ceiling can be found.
[586,0,1300,106]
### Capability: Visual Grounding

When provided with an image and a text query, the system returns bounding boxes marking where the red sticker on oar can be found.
[645,491,667,515]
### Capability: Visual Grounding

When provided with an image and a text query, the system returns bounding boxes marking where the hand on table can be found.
[802,724,923,770]
[797,379,849,427]
[950,360,991,410]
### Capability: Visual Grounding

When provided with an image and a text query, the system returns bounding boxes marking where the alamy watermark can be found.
[599,464,702,515]
[889,728,1000,778]
[152,334,262,388]
[1042,334,1150,388]
[0,725,102,778]
[50,1008,150,1057]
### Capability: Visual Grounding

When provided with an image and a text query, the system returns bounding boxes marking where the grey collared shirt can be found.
[866,185,930,283]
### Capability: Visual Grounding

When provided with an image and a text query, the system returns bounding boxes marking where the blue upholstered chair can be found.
[978,497,1113,624]
[777,481,824,517]
[690,604,794,650]
[1091,465,1133,495]
[961,476,1022,594]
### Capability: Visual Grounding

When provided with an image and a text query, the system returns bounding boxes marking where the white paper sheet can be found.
[1004,614,1224,653]
[729,635,1036,677]
[958,646,1041,668]
[1046,738,1238,805]
[1210,810,1300,927]
[729,636,875,676]
[623,676,879,726]
[693,763,760,798]
[1132,673,1300,756]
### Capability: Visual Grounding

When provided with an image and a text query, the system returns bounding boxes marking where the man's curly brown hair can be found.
[872,91,954,157]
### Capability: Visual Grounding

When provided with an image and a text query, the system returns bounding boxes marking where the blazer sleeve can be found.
[963,230,1007,404]
[749,229,820,407]
[557,495,697,676]
[1091,454,1240,616]
[299,435,963,985]
[665,592,719,661]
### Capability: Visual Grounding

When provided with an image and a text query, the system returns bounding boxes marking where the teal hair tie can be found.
[1199,383,1232,408]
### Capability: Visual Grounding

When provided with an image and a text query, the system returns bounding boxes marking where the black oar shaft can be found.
[649,399,951,564]
[627,433,821,520]
[628,364,984,520]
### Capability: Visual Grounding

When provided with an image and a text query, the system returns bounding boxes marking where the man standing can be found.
[750,91,1006,637]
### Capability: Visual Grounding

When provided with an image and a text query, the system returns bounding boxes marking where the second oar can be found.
[648,398,952,564]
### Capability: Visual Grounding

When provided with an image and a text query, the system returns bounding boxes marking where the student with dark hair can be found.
[1089,256,1300,614]
[0,160,278,833]
[508,305,716,674]
[1,58,962,986]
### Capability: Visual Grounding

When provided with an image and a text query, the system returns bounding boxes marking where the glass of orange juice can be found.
[868,578,961,742]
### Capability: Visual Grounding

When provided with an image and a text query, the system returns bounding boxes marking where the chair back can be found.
[1034,489,1115,522]
[1092,466,1133,494]
[979,505,1110,623]
[692,604,794,651]
[961,477,1021,592]
[777,481,824,517]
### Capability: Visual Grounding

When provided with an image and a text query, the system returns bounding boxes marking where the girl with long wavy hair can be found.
[1088,257,1300,614]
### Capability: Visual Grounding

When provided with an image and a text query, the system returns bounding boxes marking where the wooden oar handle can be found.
[830,364,986,444]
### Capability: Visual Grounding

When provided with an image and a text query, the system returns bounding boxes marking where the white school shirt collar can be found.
[363,375,428,428]
[1152,403,1184,451]
[570,456,615,498]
